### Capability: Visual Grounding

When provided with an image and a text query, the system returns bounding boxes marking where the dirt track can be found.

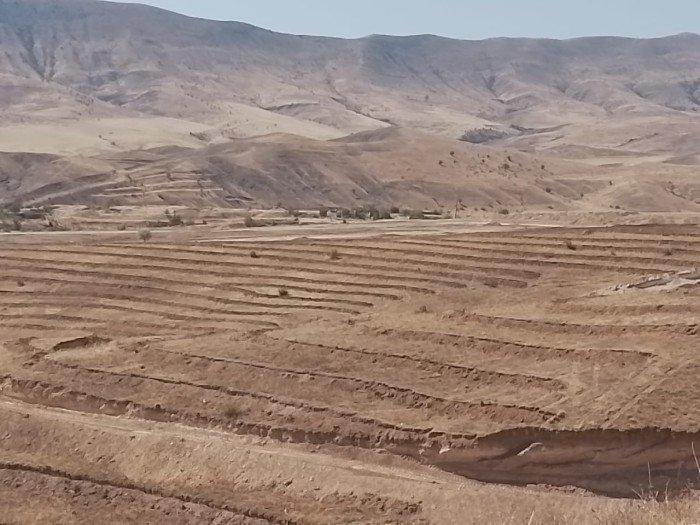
[1,223,700,523]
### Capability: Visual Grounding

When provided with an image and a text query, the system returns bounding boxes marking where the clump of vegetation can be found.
[164,208,183,226]
[498,208,510,216]
[406,210,425,220]
[16,279,25,288]
[545,187,553,194]
[389,205,400,215]
[319,207,329,218]
[459,128,509,144]
[0,203,24,232]
[250,250,260,259]
[138,228,152,242]
[221,402,245,420]
[278,288,290,298]
[329,249,341,261]
[565,240,577,251]
[416,305,430,314]
[243,215,257,228]
[663,247,674,257]
[353,208,368,220]
[117,224,127,231]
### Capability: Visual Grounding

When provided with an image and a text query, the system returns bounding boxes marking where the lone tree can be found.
[138,228,152,242]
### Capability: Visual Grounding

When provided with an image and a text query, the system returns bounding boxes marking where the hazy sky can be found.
[115,0,700,40]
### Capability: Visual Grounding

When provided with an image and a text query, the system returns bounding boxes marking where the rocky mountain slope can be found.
[2,0,700,161]
[2,0,700,212]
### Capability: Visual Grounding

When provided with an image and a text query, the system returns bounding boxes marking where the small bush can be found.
[117,224,127,231]
[222,402,244,420]
[498,208,510,215]
[565,240,577,251]
[545,187,553,194]
[168,213,184,227]
[319,207,329,218]
[389,205,400,214]
[278,288,290,298]
[329,249,340,261]
[416,305,429,314]
[138,228,152,242]
[250,250,260,259]
[408,210,425,220]
[353,208,368,220]
[16,279,25,288]
[243,215,256,228]
[664,247,674,256]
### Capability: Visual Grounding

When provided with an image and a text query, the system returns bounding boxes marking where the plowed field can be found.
[1,224,700,523]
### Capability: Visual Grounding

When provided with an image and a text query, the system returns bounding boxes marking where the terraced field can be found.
[1,224,700,523]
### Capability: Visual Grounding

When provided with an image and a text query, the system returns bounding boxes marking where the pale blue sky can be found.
[116,0,700,40]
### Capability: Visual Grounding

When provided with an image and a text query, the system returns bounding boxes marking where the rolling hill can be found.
[2,0,700,212]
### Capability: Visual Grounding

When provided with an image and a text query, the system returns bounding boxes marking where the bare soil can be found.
[1,222,700,523]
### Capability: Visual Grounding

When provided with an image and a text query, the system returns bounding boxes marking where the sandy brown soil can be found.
[1,222,700,523]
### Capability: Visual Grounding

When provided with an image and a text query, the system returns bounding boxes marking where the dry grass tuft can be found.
[221,402,245,420]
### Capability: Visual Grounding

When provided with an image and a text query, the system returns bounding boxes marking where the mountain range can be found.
[2,0,700,211]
